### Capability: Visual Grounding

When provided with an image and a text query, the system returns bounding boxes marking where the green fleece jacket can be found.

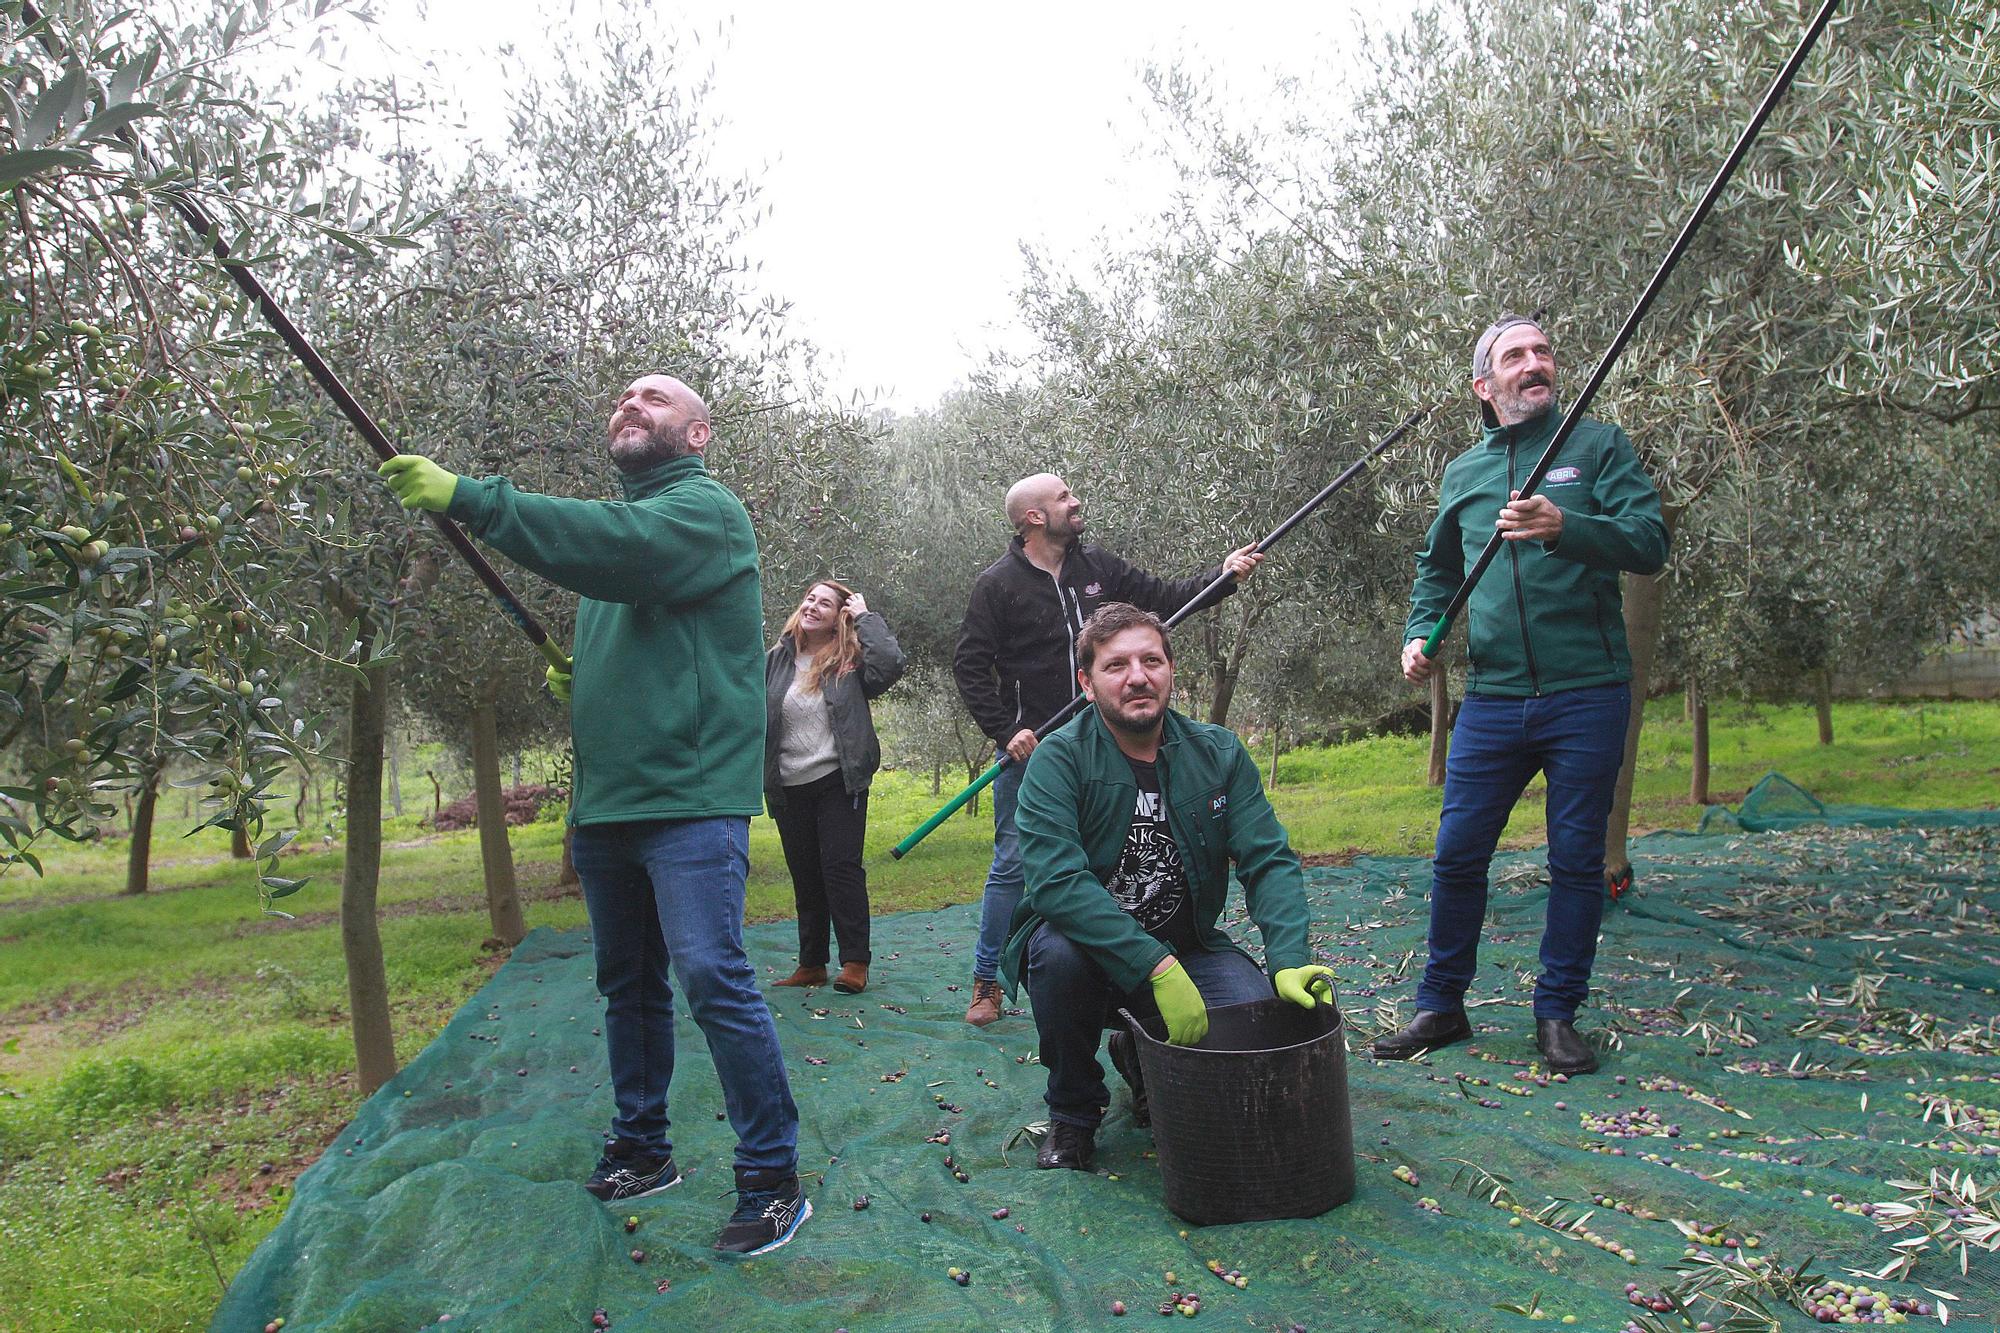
[1407,411,1668,697]
[446,454,764,825]
[1001,706,1310,997]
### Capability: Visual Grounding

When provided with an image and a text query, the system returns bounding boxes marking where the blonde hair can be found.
[780,579,859,693]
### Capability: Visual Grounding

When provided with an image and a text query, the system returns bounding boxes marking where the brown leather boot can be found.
[832,962,868,995]
[964,977,1004,1027]
[772,964,827,988]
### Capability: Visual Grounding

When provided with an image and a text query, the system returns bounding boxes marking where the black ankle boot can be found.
[1035,1120,1096,1171]
[1371,1009,1473,1060]
[1535,1017,1599,1075]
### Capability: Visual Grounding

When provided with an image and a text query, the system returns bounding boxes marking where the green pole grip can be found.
[891,758,1003,859]
[1421,613,1451,660]
[537,639,573,673]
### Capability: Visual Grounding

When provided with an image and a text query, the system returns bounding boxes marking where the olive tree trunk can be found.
[122,766,160,896]
[230,823,252,858]
[386,726,404,818]
[1206,592,1272,728]
[1604,507,1678,888]
[342,643,398,1094]
[558,825,579,888]
[1427,668,1450,787]
[1688,681,1710,806]
[469,688,526,947]
[1814,669,1834,745]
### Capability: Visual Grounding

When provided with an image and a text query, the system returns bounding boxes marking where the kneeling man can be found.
[1000,603,1335,1171]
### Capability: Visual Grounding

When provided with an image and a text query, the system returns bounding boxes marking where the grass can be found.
[0,696,1993,1329]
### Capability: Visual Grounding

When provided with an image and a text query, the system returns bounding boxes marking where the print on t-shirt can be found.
[1106,758,1194,950]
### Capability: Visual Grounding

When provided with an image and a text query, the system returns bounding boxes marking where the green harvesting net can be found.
[1700,771,2000,834]
[216,796,2000,1332]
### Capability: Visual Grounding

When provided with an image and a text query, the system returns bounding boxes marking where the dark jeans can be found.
[1024,922,1272,1128]
[771,770,871,966]
[1415,682,1631,1022]
[571,817,799,1174]
[972,751,1024,982]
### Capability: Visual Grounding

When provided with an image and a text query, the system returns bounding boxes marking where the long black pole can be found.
[891,404,1432,859]
[1421,0,1842,658]
[15,0,570,671]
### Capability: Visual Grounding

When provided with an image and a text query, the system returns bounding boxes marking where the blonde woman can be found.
[765,580,907,994]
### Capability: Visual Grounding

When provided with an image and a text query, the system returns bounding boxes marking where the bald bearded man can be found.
[951,471,1262,1027]
[378,374,809,1256]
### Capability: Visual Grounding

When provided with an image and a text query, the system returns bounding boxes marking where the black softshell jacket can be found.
[952,537,1231,747]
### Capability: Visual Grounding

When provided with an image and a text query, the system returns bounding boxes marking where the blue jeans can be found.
[571,818,798,1174]
[971,753,1025,982]
[1416,683,1631,1022]
[1024,922,1272,1127]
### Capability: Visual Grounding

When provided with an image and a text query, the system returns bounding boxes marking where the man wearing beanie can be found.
[1376,316,1667,1075]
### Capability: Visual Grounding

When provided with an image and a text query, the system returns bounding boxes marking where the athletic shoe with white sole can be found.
[713,1168,812,1256]
[583,1139,681,1202]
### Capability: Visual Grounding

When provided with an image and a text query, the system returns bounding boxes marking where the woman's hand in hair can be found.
[842,592,868,619]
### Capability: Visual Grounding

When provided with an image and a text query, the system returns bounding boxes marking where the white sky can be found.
[343,1,1374,412]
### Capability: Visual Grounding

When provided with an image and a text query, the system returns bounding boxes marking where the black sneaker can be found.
[1106,1030,1150,1128]
[1035,1120,1096,1171]
[714,1168,812,1256]
[584,1139,681,1202]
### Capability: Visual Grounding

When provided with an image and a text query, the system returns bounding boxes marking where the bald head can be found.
[608,374,712,472]
[1006,472,1086,543]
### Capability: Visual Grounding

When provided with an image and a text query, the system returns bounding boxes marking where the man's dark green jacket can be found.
[446,454,764,825]
[1000,706,1310,997]
[1407,411,1668,697]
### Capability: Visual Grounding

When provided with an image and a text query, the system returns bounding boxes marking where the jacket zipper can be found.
[1052,569,1081,701]
[1506,435,1543,695]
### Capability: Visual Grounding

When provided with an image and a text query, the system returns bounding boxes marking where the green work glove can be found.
[1149,959,1208,1047]
[377,454,460,512]
[544,664,572,703]
[1273,964,1339,1010]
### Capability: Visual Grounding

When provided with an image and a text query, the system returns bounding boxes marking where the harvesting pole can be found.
[891,404,1431,859]
[14,0,571,672]
[1420,0,1843,660]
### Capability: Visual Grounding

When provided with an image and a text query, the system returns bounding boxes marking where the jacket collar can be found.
[618,452,707,501]
[1478,405,1561,453]
[1007,533,1081,576]
[1080,703,1189,768]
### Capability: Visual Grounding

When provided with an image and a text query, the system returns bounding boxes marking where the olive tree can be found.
[0,0,417,914]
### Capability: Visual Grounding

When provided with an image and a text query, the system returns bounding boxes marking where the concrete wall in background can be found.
[1844,648,2000,700]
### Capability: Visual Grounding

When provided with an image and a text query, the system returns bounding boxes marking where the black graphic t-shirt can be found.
[1104,757,1198,954]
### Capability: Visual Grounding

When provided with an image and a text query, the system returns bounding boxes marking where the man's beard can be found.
[609,419,695,472]
[1097,688,1165,735]
[1048,509,1086,541]
[1494,375,1556,425]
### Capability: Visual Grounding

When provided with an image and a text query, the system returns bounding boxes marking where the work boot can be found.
[1035,1121,1096,1172]
[1535,1017,1599,1075]
[832,961,868,995]
[772,964,827,988]
[714,1167,812,1256]
[1371,1009,1473,1060]
[1106,1030,1150,1127]
[964,977,1004,1027]
[583,1139,681,1202]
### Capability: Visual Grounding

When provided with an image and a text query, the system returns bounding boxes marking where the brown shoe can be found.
[772,965,827,988]
[964,977,1004,1027]
[832,962,868,995]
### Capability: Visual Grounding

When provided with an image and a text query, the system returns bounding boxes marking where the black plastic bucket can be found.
[1120,995,1355,1226]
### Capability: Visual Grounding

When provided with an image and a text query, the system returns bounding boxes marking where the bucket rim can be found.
[1118,998,1344,1060]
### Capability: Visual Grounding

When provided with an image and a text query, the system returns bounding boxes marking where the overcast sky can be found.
[353,1,1371,412]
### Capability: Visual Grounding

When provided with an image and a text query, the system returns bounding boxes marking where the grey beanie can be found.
[1472,314,1546,426]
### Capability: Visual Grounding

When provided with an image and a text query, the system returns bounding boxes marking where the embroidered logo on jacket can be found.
[1084,582,1102,596]
[1546,466,1583,485]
